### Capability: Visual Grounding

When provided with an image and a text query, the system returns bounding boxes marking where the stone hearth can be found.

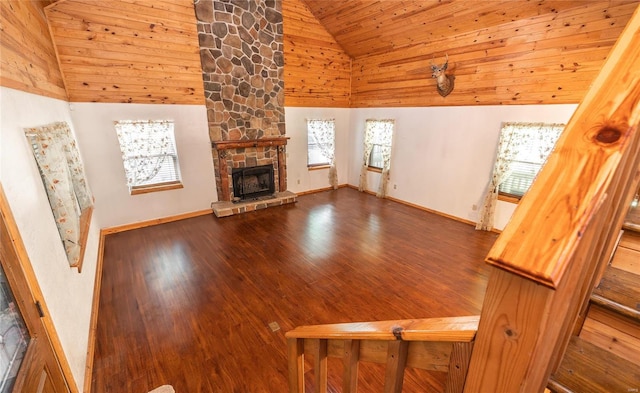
[211,190,296,217]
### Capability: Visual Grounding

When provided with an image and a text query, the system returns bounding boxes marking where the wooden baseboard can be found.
[343,184,490,229]
[83,231,106,393]
[295,184,347,196]
[101,209,213,235]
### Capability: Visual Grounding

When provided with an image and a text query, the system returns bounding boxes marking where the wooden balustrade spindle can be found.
[343,340,360,393]
[287,338,305,393]
[384,340,409,393]
[314,339,328,393]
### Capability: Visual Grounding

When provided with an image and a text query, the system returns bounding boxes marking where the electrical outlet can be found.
[472,204,478,211]
[393,184,397,190]
[297,179,300,185]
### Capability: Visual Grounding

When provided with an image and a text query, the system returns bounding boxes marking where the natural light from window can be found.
[307,119,335,167]
[497,122,564,198]
[114,120,182,194]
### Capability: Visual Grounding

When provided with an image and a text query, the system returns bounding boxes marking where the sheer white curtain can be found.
[114,120,176,188]
[25,121,93,266]
[307,119,337,189]
[476,122,564,231]
[358,119,395,198]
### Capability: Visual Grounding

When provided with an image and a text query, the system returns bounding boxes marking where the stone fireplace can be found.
[194,0,295,215]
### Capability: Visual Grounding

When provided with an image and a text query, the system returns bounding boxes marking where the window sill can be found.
[498,193,521,204]
[367,166,383,173]
[130,181,184,195]
[308,164,331,171]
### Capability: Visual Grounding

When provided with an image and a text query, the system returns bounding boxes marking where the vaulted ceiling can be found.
[300,0,620,59]
[9,0,639,107]
[298,0,640,106]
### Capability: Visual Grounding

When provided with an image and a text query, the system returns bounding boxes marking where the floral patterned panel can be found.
[25,122,93,266]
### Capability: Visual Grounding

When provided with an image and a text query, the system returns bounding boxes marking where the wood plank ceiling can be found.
[39,0,640,106]
[44,0,204,104]
[0,0,67,100]
[301,0,640,106]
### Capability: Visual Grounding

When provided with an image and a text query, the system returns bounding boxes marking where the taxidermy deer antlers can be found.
[431,54,455,97]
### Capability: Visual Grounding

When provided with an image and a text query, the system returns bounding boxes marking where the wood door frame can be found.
[0,184,77,392]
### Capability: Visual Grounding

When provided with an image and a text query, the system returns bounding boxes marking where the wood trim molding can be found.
[211,137,290,150]
[343,184,500,231]
[83,229,106,393]
[101,209,213,235]
[73,205,93,273]
[0,184,79,393]
[295,184,348,196]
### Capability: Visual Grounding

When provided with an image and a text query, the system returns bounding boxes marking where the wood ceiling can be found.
[5,0,638,106]
[44,0,204,104]
[300,0,616,59]
[297,0,639,106]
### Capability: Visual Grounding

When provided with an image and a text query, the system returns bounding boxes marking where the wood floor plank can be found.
[91,188,497,392]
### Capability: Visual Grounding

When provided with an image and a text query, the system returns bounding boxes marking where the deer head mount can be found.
[431,55,455,97]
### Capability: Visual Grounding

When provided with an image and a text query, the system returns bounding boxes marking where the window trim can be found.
[308,164,332,171]
[498,193,521,204]
[130,180,184,195]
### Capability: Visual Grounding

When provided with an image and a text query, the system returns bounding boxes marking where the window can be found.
[114,120,182,194]
[365,119,394,170]
[497,122,564,199]
[307,119,335,167]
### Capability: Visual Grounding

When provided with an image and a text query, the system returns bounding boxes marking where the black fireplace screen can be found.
[232,165,275,200]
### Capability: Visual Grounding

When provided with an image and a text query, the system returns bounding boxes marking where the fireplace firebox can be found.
[232,165,275,201]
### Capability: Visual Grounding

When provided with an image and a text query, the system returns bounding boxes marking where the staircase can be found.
[548,230,640,393]
[286,5,640,392]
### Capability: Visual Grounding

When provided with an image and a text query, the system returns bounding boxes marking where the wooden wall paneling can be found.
[0,0,67,100]
[347,1,638,107]
[282,0,351,107]
[44,0,204,104]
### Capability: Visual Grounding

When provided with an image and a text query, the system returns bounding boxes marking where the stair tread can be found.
[549,336,640,393]
[592,266,640,321]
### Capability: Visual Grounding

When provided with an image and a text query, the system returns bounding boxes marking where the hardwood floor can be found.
[91,188,498,392]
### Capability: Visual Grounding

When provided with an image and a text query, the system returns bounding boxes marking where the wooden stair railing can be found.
[465,5,640,392]
[547,229,640,392]
[285,316,478,393]
[287,5,640,392]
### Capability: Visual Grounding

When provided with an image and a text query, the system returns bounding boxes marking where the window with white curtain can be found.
[359,119,395,198]
[366,120,394,170]
[497,123,564,198]
[476,121,564,231]
[114,120,182,194]
[307,119,335,167]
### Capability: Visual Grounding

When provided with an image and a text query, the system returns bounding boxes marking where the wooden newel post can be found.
[464,6,640,391]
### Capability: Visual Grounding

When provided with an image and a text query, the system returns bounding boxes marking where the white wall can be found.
[348,105,577,230]
[285,107,351,193]
[0,87,100,389]
[69,103,217,228]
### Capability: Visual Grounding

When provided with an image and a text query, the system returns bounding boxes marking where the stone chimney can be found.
[194,0,287,201]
